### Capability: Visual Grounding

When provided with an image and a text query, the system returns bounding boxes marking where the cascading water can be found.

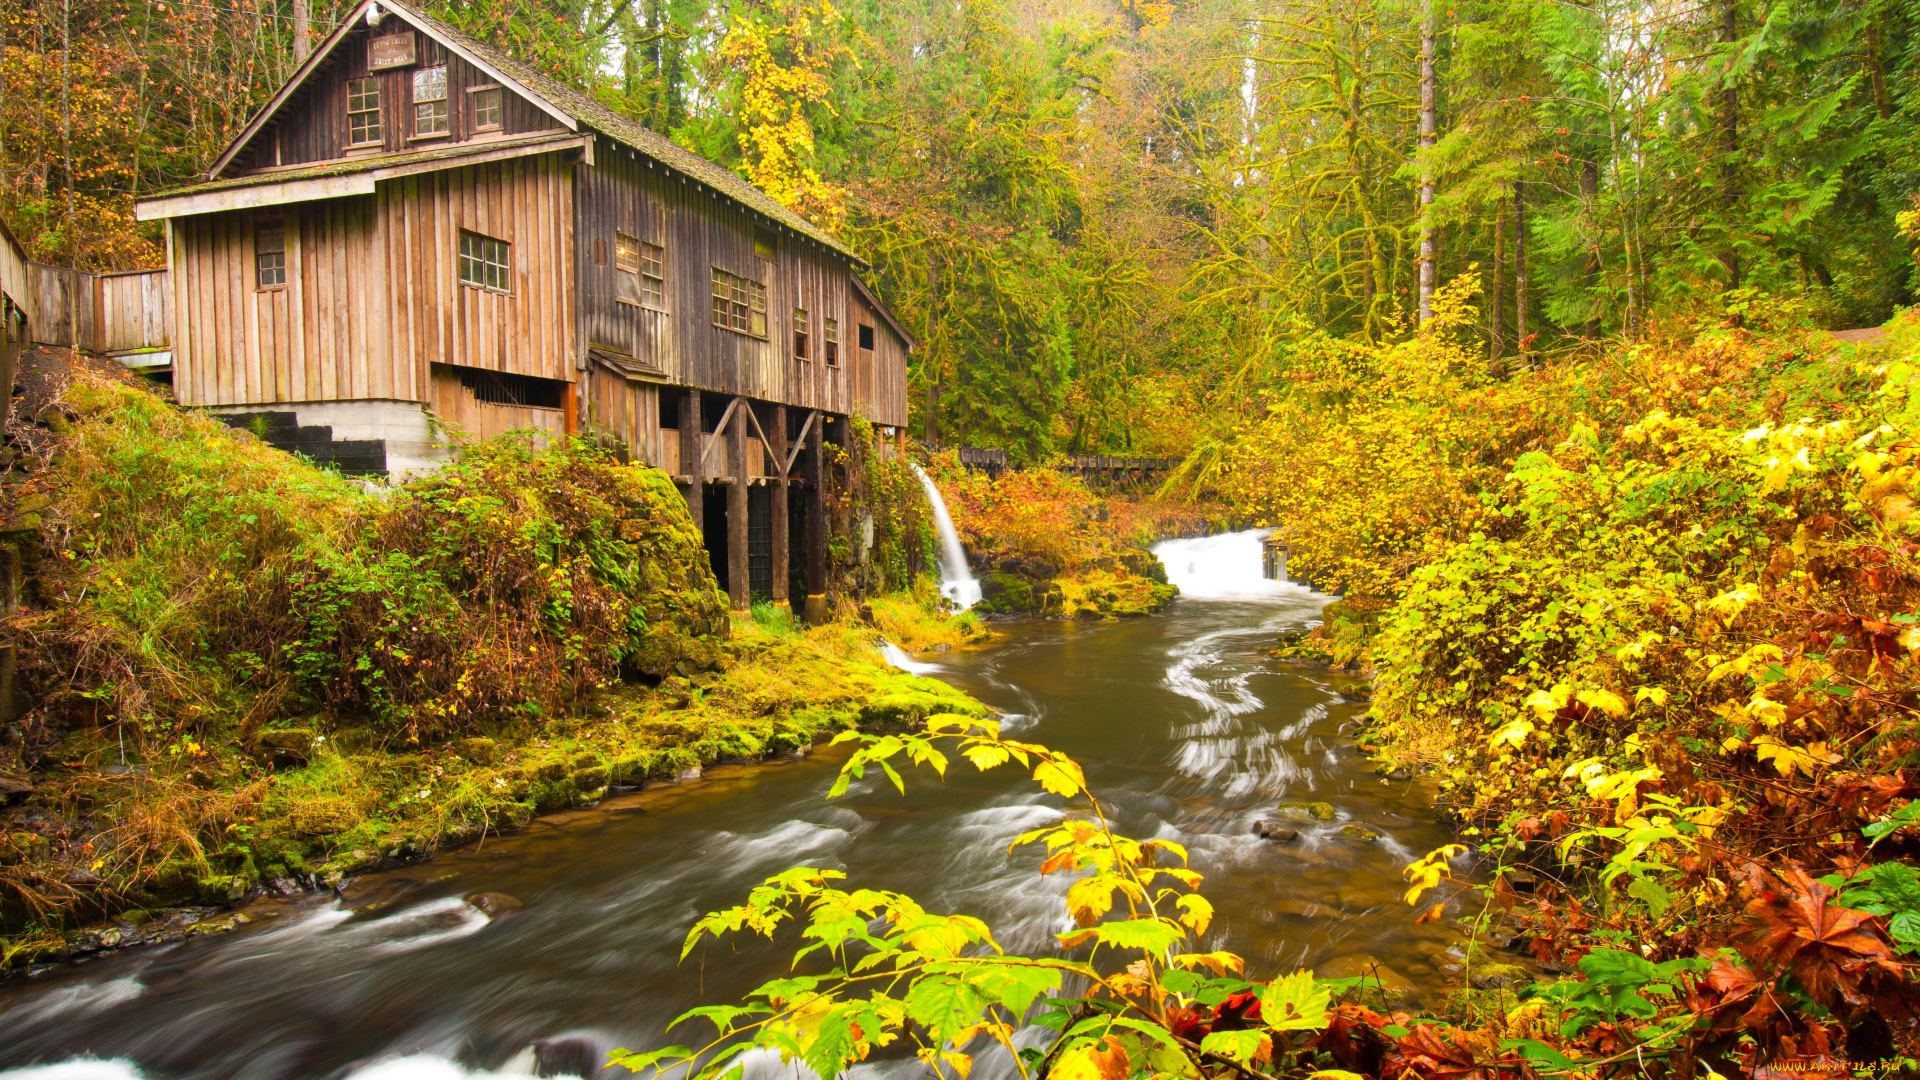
[1151,528,1318,602]
[909,463,982,611]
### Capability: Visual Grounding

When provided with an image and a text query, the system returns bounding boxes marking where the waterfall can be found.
[1150,529,1318,603]
[909,464,982,611]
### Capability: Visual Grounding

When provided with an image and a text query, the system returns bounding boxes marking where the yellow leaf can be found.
[1033,758,1085,798]
[1176,894,1213,936]
[1752,735,1841,777]
[1576,687,1629,719]
[1492,718,1534,749]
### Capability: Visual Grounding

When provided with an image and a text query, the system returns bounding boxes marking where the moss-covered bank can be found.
[0,359,987,967]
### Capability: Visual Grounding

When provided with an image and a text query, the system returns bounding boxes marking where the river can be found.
[0,533,1463,1080]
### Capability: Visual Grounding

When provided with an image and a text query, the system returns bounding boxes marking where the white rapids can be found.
[1151,528,1320,603]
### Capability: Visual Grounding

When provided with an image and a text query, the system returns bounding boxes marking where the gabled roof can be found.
[205,0,862,266]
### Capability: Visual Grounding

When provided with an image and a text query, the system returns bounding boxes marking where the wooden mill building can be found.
[134,0,912,611]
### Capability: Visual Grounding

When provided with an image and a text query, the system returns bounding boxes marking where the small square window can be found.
[413,66,448,137]
[459,230,510,293]
[470,85,502,131]
[347,77,382,145]
[858,323,875,351]
[824,316,839,367]
[793,307,810,360]
[255,219,286,288]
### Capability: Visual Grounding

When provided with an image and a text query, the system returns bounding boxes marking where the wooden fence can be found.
[0,220,31,402]
[22,261,170,356]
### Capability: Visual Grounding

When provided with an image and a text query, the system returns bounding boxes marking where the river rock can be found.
[466,892,524,917]
[1319,954,1417,1002]
[1275,898,1329,919]
[1273,801,1336,822]
[256,728,315,768]
[676,765,702,782]
[1339,822,1382,843]
[1255,820,1299,842]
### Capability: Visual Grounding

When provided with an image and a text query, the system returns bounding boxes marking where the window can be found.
[470,85,502,131]
[793,307,810,360]
[710,268,766,337]
[614,231,642,305]
[347,77,382,145]
[824,316,839,367]
[753,227,777,260]
[255,219,286,288]
[858,323,875,351]
[412,65,449,137]
[458,230,510,292]
[640,241,665,308]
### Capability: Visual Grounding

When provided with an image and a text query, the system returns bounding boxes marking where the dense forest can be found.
[7,0,1917,461]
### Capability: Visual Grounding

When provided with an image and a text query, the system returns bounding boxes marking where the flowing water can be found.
[0,532,1466,1080]
[907,465,981,611]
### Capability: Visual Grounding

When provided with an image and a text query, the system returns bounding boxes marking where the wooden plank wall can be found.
[236,24,561,171]
[96,270,172,353]
[24,263,93,348]
[172,152,572,409]
[582,366,666,466]
[577,137,916,424]
[172,197,384,406]
[382,154,575,391]
[429,366,567,441]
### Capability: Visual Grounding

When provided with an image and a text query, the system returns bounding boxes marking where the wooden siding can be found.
[234,25,560,173]
[583,365,668,467]
[96,270,172,354]
[381,154,576,392]
[576,136,909,426]
[430,365,567,441]
[171,152,573,409]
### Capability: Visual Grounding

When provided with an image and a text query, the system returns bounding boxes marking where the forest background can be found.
[7,0,1918,465]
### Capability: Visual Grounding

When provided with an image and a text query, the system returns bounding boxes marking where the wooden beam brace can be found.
[784,410,818,476]
[700,397,740,471]
[741,401,776,477]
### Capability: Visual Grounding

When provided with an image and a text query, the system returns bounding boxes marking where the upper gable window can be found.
[412,66,449,137]
[858,323,875,351]
[347,77,382,146]
[470,85,503,132]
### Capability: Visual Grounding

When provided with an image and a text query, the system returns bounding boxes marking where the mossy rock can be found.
[1274,801,1338,822]
[571,766,609,791]
[456,738,497,765]
[1469,963,1531,990]
[286,796,362,837]
[1339,822,1382,843]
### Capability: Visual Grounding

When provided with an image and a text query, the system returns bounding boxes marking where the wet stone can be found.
[465,892,524,917]
[1273,801,1337,822]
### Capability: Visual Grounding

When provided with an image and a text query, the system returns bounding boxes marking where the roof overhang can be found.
[139,133,589,221]
[204,0,577,181]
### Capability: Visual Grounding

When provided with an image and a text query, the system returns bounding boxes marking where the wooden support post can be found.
[804,411,828,624]
[771,404,790,605]
[679,389,703,540]
[895,426,907,461]
[727,397,750,611]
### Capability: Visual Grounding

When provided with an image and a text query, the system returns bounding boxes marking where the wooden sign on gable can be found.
[369,31,416,71]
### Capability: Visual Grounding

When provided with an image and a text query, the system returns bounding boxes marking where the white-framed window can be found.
[614,231,642,305]
[458,230,510,293]
[710,268,766,337]
[793,307,810,360]
[412,65,449,137]
[347,77,382,145]
[824,316,839,366]
[469,85,502,131]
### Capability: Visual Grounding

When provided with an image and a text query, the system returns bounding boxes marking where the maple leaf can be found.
[1738,865,1904,1010]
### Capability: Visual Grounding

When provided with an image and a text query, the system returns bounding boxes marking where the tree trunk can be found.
[1719,0,1742,291]
[1489,194,1505,365]
[1514,182,1529,362]
[292,0,312,63]
[1417,0,1437,326]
